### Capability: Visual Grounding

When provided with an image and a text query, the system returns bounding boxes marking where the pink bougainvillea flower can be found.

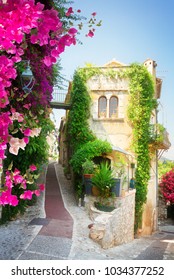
[92,12,97,16]
[50,39,57,46]
[0,191,9,206]
[77,9,81,13]
[51,49,60,58]
[10,195,19,206]
[29,164,37,171]
[13,168,20,175]
[68,28,77,35]
[0,112,12,149]
[0,149,6,160]
[34,189,40,197]
[39,184,45,192]
[65,7,74,16]
[86,30,95,38]
[43,56,54,67]
[23,128,32,137]
[0,56,17,82]
[12,168,25,185]
[0,143,7,161]
[0,191,19,206]
[0,90,9,108]
[23,137,29,144]
[13,174,24,185]
[23,103,31,109]
[59,34,76,48]
[21,181,27,190]
[20,190,33,200]
[4,176,13,189]
[11,55,22,63]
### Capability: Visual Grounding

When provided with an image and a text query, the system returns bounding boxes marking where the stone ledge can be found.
[87,190,136,249]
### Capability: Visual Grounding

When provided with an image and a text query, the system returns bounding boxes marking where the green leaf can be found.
[8,161,13,171]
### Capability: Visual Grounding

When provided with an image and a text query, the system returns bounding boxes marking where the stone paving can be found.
[0,193,44,259]
[0,162,174,260]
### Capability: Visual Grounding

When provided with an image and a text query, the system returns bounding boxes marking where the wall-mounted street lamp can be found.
[20,60,35,94]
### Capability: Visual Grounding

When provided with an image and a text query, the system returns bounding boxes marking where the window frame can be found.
[98,95,107,118]
[109,95,118,118]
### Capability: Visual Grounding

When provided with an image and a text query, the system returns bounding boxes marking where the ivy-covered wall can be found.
[64,69,112,188]
[62,62,158,233]
[67,70,96,152]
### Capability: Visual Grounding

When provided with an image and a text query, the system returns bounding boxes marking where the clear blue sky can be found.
[53,0,174,160]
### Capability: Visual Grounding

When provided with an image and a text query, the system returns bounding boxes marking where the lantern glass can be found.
[21,61,35,93]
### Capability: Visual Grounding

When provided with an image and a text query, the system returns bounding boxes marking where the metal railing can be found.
[149,124,171,150]
[51,87,71,109]
[52,88,67,103]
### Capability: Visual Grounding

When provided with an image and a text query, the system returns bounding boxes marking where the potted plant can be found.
[82,159,96,195]
[92,162,115,199]
[82,159,96,178]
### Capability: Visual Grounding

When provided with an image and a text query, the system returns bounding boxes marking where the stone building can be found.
[58,58,171,236]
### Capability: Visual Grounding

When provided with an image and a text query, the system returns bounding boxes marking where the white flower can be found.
[30,128,41,137]
[9,137,27,155]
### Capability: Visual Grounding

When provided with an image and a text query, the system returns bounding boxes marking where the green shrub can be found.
[70,139,112,174]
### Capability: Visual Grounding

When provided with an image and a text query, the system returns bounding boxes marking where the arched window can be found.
[109,96,118,118]
[98,96,107,118]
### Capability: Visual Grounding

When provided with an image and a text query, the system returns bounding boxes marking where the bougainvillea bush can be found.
[0,0,99,219]
[159,168,174,205]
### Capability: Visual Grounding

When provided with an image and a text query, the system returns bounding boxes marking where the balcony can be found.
[149,124,171,150]
[50,87,71,109]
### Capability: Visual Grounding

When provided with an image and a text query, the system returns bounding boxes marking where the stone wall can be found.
[86,189,136,249]
[158,196,167,221]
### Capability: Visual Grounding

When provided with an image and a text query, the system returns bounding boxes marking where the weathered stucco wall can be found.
[87,71,133,160]
[87,190,136,249]
[141,158,158,235]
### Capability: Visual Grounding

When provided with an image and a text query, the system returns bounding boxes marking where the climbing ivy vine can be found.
[67,66,112,176]
[67,69,96,152]
[125,63,157,232]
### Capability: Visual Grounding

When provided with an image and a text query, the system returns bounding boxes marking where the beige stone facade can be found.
[59,58,170,237]
[85,59,167,235]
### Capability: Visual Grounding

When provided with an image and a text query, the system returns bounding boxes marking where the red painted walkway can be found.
[39,163,73,239]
